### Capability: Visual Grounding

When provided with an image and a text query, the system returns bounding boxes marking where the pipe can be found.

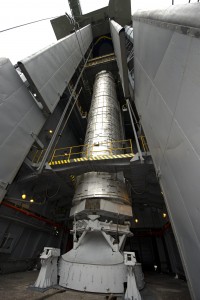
[1,201,64,229]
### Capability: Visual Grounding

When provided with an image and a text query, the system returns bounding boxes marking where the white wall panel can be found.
[133,4,200,299]
[18,25,92,113]
[0,58,46,198]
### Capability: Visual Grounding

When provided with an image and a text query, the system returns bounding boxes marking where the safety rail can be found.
[32,149,46,164]
[32,139,134,164]
[69,83,87,119]
[139,136,149,153]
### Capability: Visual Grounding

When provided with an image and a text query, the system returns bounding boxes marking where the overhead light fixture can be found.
[134,218,139,223]
[163,213,167,218]
[30,199,34,203]
[21,194,26,200]
[49,130,53,134]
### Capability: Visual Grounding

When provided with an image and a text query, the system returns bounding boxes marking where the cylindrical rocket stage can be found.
[71,70,132,219]
[59,71,132,294]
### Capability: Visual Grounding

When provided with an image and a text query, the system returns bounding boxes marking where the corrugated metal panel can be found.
[133,4,200,299]
[18,25,93,114]
[0,58,46,200]
[110,20,130,98]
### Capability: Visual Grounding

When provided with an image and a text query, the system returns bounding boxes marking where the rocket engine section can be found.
[58,71,133,293]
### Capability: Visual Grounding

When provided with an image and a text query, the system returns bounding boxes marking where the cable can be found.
[65,12,85,62]
[94,35,112,45]
[131,186,145,195]
[126,179,145,195]
[0,15,60,33]
[46,184,61,199]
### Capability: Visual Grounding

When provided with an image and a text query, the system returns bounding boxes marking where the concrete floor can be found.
[140,272,191,300]
[0,270,191,300]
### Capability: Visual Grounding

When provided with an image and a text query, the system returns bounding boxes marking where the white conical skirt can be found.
[58,232,127,293]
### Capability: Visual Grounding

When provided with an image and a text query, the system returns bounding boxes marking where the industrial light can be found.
[163,213,167,218]
[49,130,53,134]
[30,199,34,203]
[134,218,139,223]
[21,194,26,200]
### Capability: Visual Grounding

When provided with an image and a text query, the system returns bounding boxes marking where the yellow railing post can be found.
[32,150,38,164]
[68,147,72,162]
[37,150,44,164]
[50,149,56,164]
[43,138,136,164]
[109,141,112,155]
[85,144,88,158]
[139,136,149,153]
[91,143,94,157]
[130,139,133,154]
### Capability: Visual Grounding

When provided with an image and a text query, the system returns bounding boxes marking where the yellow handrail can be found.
[139,136,149,152]
[32,139,134,163]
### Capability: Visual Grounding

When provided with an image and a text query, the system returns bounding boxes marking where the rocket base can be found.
[58,231,127,294]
